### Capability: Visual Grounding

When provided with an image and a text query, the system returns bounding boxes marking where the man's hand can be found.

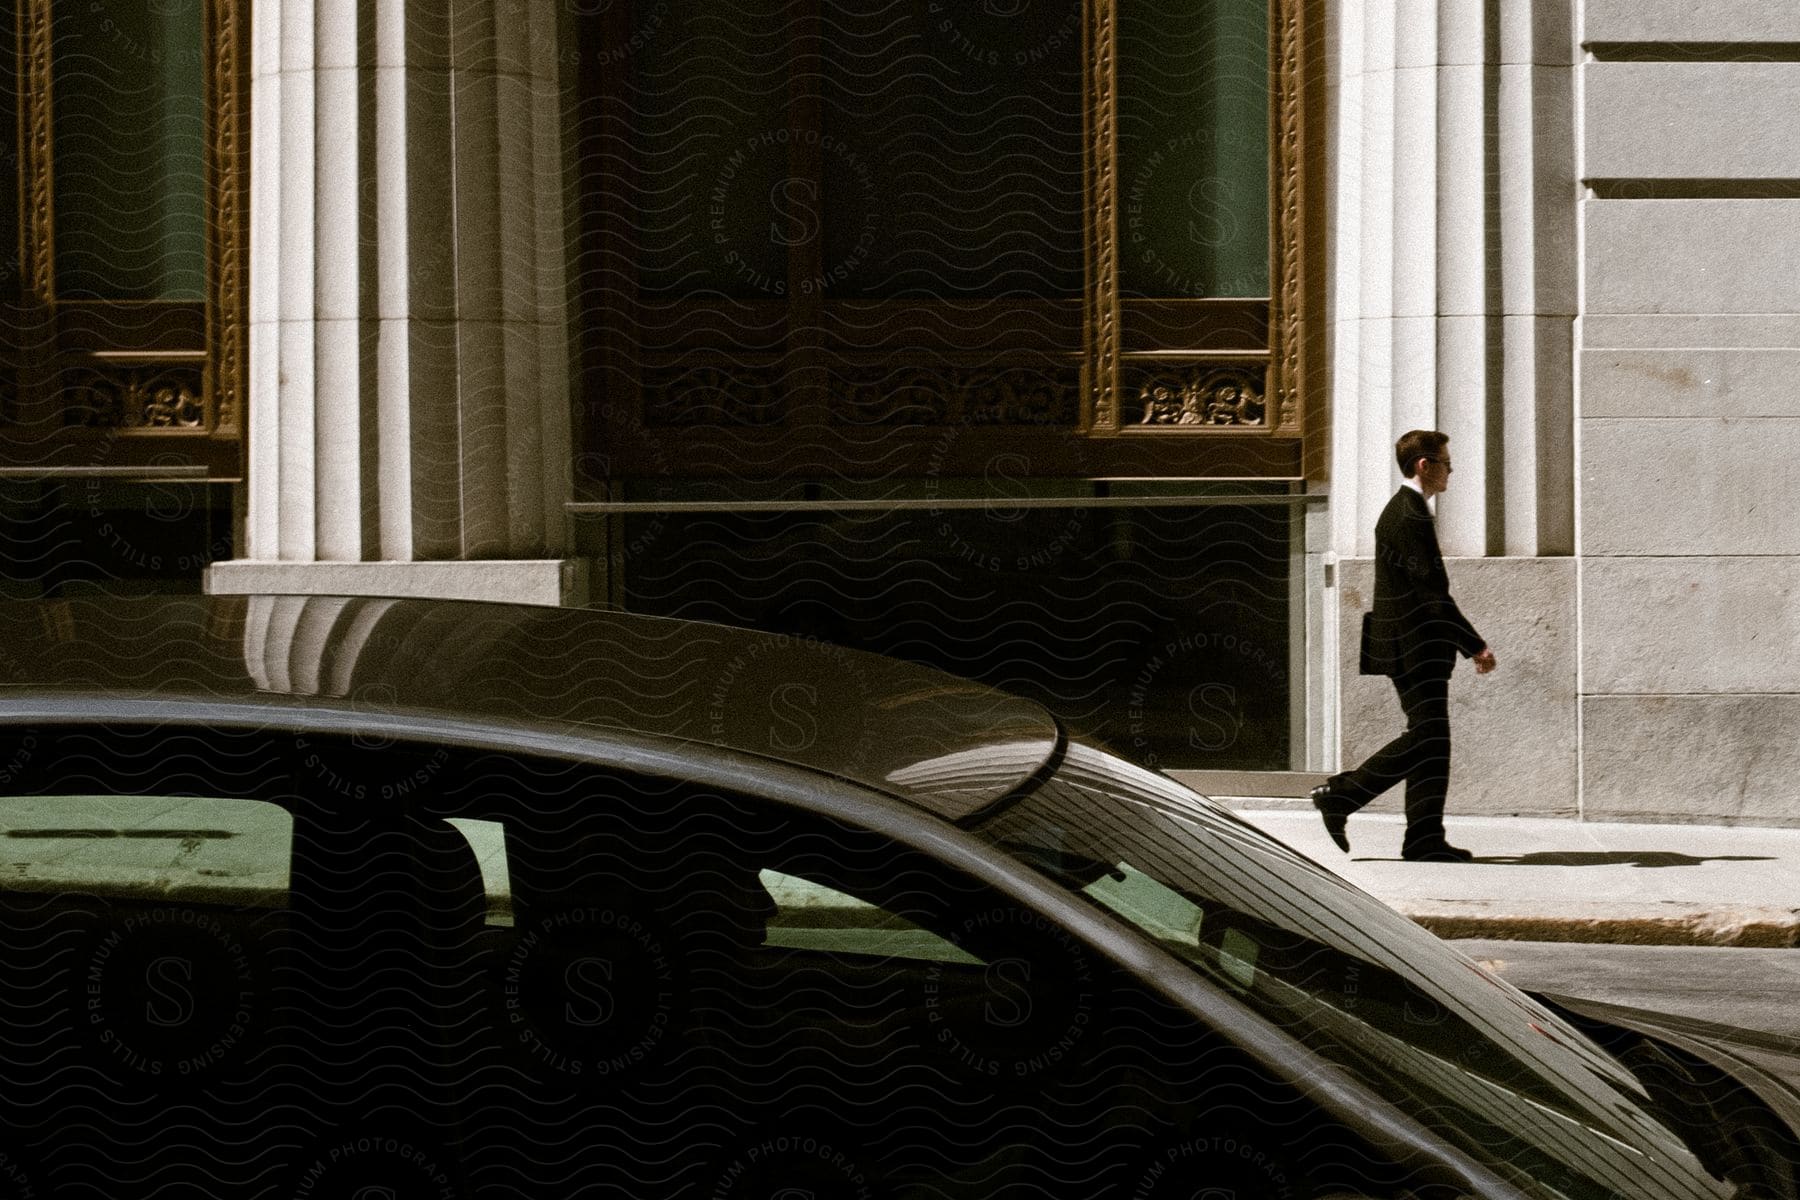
[1473,647,1497,675]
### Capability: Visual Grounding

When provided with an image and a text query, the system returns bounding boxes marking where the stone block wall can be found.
[1336,557,1577,820]
[1325,2,1800,826]
[1576,2,1800,825]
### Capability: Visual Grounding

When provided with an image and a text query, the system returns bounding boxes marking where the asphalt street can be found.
[1453,939,1800,1040]
[1454,938,1800,1089]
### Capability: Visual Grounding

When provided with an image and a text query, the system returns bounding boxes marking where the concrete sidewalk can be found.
[3,796,1794,948]
[1232,806,1800,948]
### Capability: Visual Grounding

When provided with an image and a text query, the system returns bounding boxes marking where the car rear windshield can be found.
[971,743,1732,1200]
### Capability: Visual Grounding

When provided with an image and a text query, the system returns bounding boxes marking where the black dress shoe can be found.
[1309,784,1351,853]
[1402,842,1474,863]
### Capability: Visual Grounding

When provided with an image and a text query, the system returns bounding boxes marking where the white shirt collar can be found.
[1401,476,1434,511]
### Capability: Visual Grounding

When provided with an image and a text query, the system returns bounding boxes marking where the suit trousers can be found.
[1331,666,1452,854]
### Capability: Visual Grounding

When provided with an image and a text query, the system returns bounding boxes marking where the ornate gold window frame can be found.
[1081,0,1312,444]
[9,0,246,467]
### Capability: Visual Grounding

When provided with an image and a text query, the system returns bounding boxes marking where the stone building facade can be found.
[1332,0,1800,826]
[2,1,1793,823]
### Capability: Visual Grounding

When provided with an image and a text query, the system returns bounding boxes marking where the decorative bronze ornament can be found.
[1269,0,1305,435]
[1134,366,1267,429]
[207,0,247,438]
[63,365,209,431]
[1083,0,1121,435]
[21,0,53,306]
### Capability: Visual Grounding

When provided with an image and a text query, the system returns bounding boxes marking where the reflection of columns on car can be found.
[242,594,514,698]
[209,0,584,606]
[243,595,398,696]
[1329,0,1574,558]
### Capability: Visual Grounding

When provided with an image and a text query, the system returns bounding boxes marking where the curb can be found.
[1393,902,1800,949]
[1227,809,1800,947]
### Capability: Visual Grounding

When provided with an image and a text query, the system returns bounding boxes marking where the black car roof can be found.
[0,594,1061,823]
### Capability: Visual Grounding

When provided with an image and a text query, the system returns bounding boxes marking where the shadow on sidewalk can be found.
[1473,851,1776,869]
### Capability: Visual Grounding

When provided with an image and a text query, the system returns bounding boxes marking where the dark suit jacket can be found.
[1359,487,1485,678]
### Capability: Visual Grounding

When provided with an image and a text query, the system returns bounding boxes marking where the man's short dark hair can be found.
[1395,430,1449,478]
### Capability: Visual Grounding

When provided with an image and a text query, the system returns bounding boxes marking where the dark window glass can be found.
[1118,0,1269,298]
[0,479,235,599]
[619,490,1293,769]
[605,0,1087,301]
[819,2,1085,298]
[0,728,502,1194]
[51,0,206,300]
[427,754,1352,1193]
[0,772,298,1192]
[625,0,793,298]
[442,767,1105,1190]
[378,748,1432,1197]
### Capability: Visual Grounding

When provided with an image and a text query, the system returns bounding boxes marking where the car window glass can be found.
[0,788,295,1141]
[1084,861,1205,944]
[0,793,290,905]
[350,749,1432,1198]
[445,816,512,926]
[976,744,1732,1200]
[474,775,1104,1090]
[757,867,980,963]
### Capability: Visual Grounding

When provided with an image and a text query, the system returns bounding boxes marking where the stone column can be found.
[1331,0,1475,556]
[1499,0,1575,556]
[208,0,585,607]
[1326,0,1579,817]
[1329,0,1574,558]
[1431,0,1491,557]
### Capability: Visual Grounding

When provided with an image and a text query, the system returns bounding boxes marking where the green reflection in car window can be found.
[1218,928,1259,990]
[1083,861,1204,945]
[445,816,513,927]
[757,868,981,965]
[0,794,290,905]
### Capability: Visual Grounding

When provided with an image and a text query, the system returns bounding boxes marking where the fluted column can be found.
[1330,0,1573,558]
[212,0,584,607]
[1326,0,1580,815]
[1498,0,1574,556]
[1431,0,1491,556]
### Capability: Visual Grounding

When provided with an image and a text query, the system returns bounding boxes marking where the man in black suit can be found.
[1311,430,1496,863]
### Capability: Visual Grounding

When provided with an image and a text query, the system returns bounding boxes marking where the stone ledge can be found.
[206,558,590,608]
